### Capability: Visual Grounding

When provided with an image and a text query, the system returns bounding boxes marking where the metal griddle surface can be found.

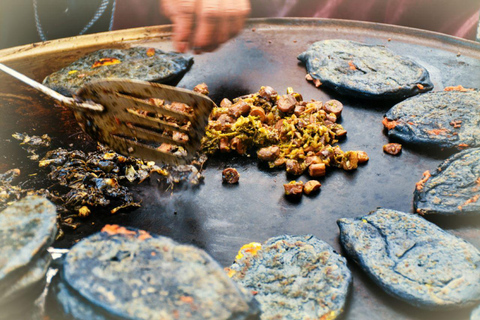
[1,19,480,320]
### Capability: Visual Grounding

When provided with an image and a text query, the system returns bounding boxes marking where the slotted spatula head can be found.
[74,79,215,165]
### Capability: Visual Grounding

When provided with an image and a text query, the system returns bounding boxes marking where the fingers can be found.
[160,0,196,53]
[161,0,251,54]
[191,0,222,52]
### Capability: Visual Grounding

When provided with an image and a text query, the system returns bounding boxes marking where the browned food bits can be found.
[308,163,326,177]
[284,181,304,198]
[258,86,277,100]
[286,159,304,176]
[193,83,209,95]
[324,100,343,117]
[230,137,246,155]
[383,143,402,155]
[341,151,359,170]
[257,146,280,162]
[277,94,297,113]
[249,107,266,122]
[357,151,369,163]
[222,168,240,184]
[220,98,233,108]
[201,86,368,192]
[228,101,251,118]
[304,180,321,195]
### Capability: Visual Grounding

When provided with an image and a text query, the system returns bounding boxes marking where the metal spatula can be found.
[0,63,215,165]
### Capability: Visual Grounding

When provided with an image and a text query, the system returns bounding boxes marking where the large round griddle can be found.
[1,19,479,320]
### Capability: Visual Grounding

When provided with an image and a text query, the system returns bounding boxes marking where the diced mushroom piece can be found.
[274,157,286,167]
[383,143,402,155]
[220,98,233,108]
[341,151,359,170]
[157,143,173,153]
[357,151,369,163]
[228,101,251,118]
[284,181,304,198]
[326,113,337,123]
[277,94,297,113]
[249,107,266,122]
[294,105,305,116]
[217,114,235,125]
[275,119,285,132]
[304,155,321,167]
[323,100,343,117]
[335,129,347,138]
[230,137,246,154]
[222,168,240,184]
[258,86,278,100]
[308,163,326,177]
[265,112,276,125]
[193,83,209,95]
[286,159,304,175]
[168,102,190,113]
[172,131,189,142]
[219,137,229,152]
[257,146,280,161]
[304,180,321,195]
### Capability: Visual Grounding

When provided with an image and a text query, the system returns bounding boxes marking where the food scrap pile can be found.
[39,145,205,217]
[12,132,51,160]
[0,168,35,210]
[8,132,205,234]
[202,86,368,193]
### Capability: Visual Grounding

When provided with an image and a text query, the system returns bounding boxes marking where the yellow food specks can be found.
[235,242,262,261]
[78,206,91,217]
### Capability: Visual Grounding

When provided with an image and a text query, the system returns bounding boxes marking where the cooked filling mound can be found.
[202,86,367,177]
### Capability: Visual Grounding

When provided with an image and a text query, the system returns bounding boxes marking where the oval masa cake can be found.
[51,225,260,320]
[43,47,193,96]
[297,39,433,99]
[0,195,56,293]
[383,90,480,149]
[472,304,480,320]
[338,208,480,309]
[226,235,352,320]
[414,148,480,216]
[0,196,56,319]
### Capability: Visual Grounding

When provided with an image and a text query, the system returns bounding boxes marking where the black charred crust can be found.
[414,148,480,215]
[298,40,433,100]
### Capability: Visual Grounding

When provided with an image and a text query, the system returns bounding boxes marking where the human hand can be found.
[160,0,250,53]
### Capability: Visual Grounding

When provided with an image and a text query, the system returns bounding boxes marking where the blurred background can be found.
[1,0,479,50]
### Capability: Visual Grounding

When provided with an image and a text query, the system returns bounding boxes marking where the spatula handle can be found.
[0,63,103,112]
